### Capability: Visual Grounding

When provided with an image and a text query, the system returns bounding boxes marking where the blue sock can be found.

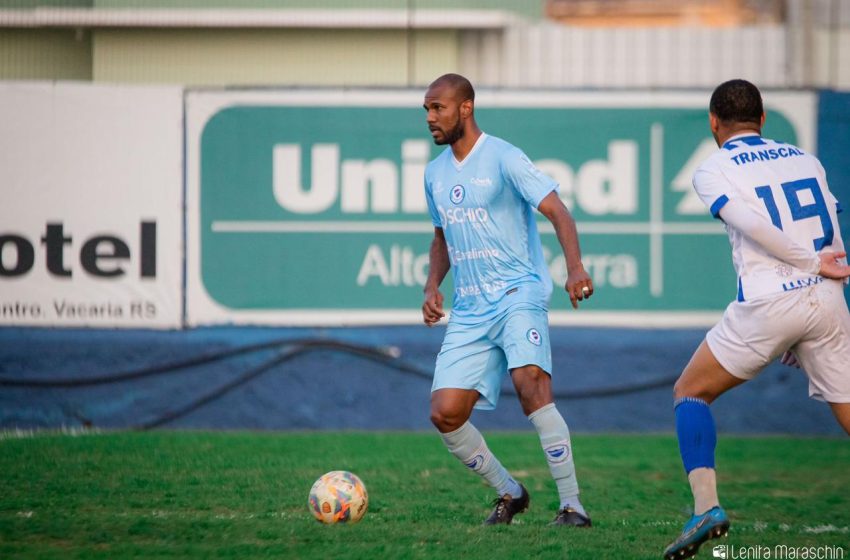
[674,397,716,473]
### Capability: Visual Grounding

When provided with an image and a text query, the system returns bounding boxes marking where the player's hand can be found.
[565,264,593,309]
[818,251,850,279]
[422,286,445,327]
[780,350,801,369]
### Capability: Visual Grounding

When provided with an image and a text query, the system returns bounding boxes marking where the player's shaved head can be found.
[429,73,475,104]
[424,73,479,147]
[709,79,763,126]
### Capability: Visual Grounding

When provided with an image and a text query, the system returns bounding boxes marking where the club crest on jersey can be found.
[450,184,465,204]
[526,328,542,346]
[545,444,571,464]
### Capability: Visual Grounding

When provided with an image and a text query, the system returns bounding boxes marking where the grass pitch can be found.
[1,431,848,559]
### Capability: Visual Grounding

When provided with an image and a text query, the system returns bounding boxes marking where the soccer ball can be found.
[308,470,369,524]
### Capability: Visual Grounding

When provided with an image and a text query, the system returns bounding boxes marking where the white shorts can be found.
[706,278,850,403]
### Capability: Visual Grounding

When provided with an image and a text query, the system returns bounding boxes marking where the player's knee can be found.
[512,366,552,414]
[673,376,716,404]
[429,406,465,433]
[672,377,687,401]
[512,364,545,382]
[673,377,698,401]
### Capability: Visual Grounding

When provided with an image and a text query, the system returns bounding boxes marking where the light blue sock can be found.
[441,421,523,498]
[528,403,586,515]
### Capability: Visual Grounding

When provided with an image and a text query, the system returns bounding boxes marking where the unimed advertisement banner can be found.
[0,83,183,328]
[185,89,815,326]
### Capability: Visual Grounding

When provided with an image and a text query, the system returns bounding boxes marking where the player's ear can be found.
[759,112,766,128]
[460,99,473,119]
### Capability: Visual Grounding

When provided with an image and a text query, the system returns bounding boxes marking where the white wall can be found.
[461,21,850,91]
[0,82,184,328]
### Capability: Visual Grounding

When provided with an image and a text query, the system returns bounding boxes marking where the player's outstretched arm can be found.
[422,227,449,326]
[537,192,593,309]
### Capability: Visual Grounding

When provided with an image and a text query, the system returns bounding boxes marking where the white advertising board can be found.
[0,82,183,328]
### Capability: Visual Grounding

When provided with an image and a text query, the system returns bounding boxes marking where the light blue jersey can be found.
[424,133,557,323]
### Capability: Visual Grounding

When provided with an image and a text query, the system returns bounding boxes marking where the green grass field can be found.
[1,431,848,559]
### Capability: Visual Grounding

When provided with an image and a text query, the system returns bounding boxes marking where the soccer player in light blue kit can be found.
[421,74,594,526]
[664,79,850,560]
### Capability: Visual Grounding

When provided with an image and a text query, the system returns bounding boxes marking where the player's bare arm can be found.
[422,227,449,326]
[537,191,592,309]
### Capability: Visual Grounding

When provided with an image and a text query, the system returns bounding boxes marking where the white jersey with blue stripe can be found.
[693,133,845,302]
[424,133,557,323]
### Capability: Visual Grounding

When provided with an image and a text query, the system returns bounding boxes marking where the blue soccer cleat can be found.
[663,506,730,560]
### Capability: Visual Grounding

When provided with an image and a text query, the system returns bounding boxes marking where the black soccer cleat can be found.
[483,484,530,525]
[551,507,592,527]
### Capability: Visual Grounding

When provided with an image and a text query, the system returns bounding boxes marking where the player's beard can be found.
[433,114,465,145]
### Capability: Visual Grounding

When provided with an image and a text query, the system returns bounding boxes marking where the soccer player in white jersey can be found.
[664,79,850,560]
[420,73,594,527]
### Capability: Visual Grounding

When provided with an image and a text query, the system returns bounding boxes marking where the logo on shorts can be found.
[545,444,571,464]
[450,185,465,204]
[526,328,542,346]
[464,454,484,471]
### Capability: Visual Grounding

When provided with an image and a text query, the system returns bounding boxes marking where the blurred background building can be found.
[0,0,848,90]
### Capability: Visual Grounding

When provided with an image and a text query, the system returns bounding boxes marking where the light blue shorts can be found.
[431,305,552,410]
